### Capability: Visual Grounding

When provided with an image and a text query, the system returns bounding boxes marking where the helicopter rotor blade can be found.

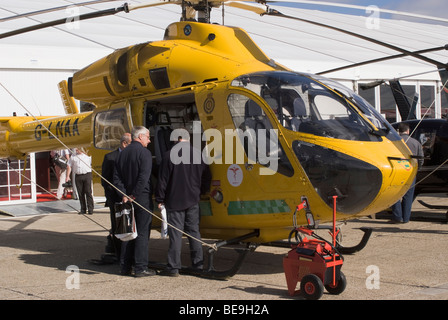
[318,45,448,75]
[225,1,267,15]
[0,1,173,39]
[256,7,448,69]
[262,0,448,25]
[0,5,127,39]
[0,0,122,22]
[126,0,181,12]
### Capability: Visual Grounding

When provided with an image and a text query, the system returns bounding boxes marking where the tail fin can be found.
[58,80,79,114]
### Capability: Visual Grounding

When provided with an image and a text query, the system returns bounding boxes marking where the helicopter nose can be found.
[292,140,417,217]
[376,157,417,209]
[293,141,382,214]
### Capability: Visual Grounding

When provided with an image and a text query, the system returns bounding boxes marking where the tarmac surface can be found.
[0,194,447,308]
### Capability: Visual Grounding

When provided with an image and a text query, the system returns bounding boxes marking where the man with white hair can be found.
[114,126,155,277]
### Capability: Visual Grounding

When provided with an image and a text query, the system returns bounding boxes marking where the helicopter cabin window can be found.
[143,95,201,166]
[94,108,131,150]
[231,72,383,142]
[227,93,294,177]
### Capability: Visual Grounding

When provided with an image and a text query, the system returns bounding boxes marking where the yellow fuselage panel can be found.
[70,22,281,105]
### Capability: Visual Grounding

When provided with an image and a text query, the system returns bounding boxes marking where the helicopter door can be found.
[226,93,294,192]
[93,101,132,150]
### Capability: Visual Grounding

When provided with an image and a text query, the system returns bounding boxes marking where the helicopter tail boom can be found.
[0,113,93,159]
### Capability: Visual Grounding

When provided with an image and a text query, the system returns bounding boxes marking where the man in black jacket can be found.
[155,129,211,277]
[101,132,131,257]
[114,126,155,277]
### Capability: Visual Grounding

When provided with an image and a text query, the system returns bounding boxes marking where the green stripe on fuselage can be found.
[227,200,290,215]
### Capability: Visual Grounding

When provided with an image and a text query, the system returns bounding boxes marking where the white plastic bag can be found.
[160,205,168,239]
[114,202,138,241]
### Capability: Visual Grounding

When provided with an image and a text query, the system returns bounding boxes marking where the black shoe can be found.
[158,269,180,277]
[79,211,86,215]
[134,269,156,277]
[184,266,203,275]
[120,269,133,276]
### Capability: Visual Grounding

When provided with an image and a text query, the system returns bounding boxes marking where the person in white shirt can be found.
[66,148,94,214]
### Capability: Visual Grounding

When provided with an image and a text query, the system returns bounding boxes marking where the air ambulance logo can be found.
[397,160,412,171]
[227,164,243,187]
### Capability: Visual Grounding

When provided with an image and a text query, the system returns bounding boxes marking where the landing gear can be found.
[199,230,259,280]
[153,230,260,280]
[336,227,372,254]
[417,200,448,223]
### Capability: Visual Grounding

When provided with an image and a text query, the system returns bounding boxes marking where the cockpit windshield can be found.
[311,74,400,141]
[231,71,399,142]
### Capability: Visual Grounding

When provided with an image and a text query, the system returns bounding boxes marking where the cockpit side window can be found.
[231,72,385,142]
[227,94,273,165]
[227,93,294,177]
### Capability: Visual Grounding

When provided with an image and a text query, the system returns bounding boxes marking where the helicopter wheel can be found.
[300,274,324,300]
[324,271,347,295]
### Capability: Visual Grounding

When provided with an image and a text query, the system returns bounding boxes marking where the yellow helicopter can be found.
[0,1,420,278]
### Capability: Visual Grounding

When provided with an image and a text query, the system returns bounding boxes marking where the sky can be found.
[277,0,448,22]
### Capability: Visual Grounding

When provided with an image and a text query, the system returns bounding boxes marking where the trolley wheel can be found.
[325,271,347,295]
[300,274,324,300]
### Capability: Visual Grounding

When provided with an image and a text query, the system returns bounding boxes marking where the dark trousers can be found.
[392,178,416,223]
[120,205,152,273]
[108,205,121,257]
[75,172,94,214]
[166,203,203,271]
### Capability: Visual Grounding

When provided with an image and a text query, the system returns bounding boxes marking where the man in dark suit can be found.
[114,126,155,277]
[101,133,131,257]
[155,129,211,277]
